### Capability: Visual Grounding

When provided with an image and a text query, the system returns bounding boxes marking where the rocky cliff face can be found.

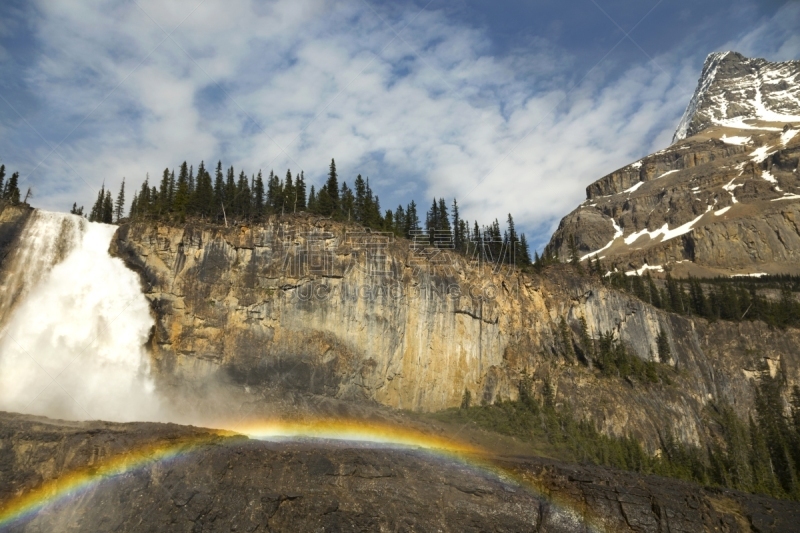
[548,52,800,277]
[109,216,800,451]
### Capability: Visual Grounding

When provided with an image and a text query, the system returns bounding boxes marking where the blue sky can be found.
[0,0,798,249]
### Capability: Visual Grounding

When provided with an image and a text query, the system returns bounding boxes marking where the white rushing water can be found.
[0,210,163,422]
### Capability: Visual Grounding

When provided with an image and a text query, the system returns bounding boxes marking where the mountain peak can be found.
[672,51,800,142]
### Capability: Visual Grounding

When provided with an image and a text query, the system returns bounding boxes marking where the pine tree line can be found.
[606,271,800,329]
[71,157,533,265]
[0,165,23,205]
[437,364,800,501]
[705,365,800,499]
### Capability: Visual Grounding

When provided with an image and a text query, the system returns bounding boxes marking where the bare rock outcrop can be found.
[2,412,798,533]
[109,217,800,451]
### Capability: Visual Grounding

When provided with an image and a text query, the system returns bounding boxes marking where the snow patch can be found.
[623,211,707,246]
[723,178,741,204]
[623,181,645,194]
[720,135,751,145]
[772,194,800,201]
[761,170,778,184]
[715,116,782,132]
[714,206,731,216]
[782,128,798,145]
[626,264,664,276]
[731,273,768,278]
[750,145,775,163]
[656,170,679,179]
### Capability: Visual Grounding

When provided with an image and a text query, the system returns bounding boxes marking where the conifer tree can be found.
[213,161,224,211]
[235,170,251,218]
[646,273,661,308]
[128,193,137,219]
[340,181,354,220]
[173,162,190,216]
[295,171,307,211]
[559,316,575,360]
[359,178,381,228]
[578,315,593,362]
[405,200,420,237]
[133,175,150,218]
[568,234,581,270]
[102,189,113,223]
[6,172,19,204]
[688,276,709,317]
[316,185,333,216]
[283,170,294,214]
[307,185,317,213]
[253,170,265,215]
[354,174,367,223]
[0,165,5,195]
[394,204,406,237]
[168,170,176,209]
[193,161,214,217]
[452,199,462,251]
[158,168,171,215]
[506,214,519,264]
[656,329,671,363]
[114,178,125,223]
[267,170,281,213]
[150,185,158,216]
[225,166,236,214]
[426,198,439,244]
[187,165,195,197]
[438,198,451,232]
[755,366,798,496]
[325,158,339,212]
[631,274,648,301]
[666,273,685,314]
[518,233,531,265]
[750,414,778,495]
[89,184,106,222]
[315,161,339,216]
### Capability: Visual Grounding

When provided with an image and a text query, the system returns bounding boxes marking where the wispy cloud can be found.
[0,0,798,247]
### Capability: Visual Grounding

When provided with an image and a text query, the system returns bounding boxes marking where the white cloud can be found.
[1,0,798,247]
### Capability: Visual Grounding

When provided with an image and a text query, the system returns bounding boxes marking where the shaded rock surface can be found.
[500,456,800,533]
[0,412,579,532]
[2,413,799,532]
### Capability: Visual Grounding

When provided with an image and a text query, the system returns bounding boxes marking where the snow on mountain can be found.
[673,52,800,142]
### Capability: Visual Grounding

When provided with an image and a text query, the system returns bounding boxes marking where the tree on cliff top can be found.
[114,178,125,223]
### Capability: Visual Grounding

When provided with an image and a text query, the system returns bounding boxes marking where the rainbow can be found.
[0,434,223,530]
[228,418,483,455]
[0,418,608,532]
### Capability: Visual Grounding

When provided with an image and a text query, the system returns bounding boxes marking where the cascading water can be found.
[0,210,163,422]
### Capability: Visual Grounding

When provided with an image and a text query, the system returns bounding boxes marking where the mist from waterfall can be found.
[0,210,163,422]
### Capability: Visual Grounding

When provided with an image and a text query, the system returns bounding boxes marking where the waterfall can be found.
[0,210,163,422]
